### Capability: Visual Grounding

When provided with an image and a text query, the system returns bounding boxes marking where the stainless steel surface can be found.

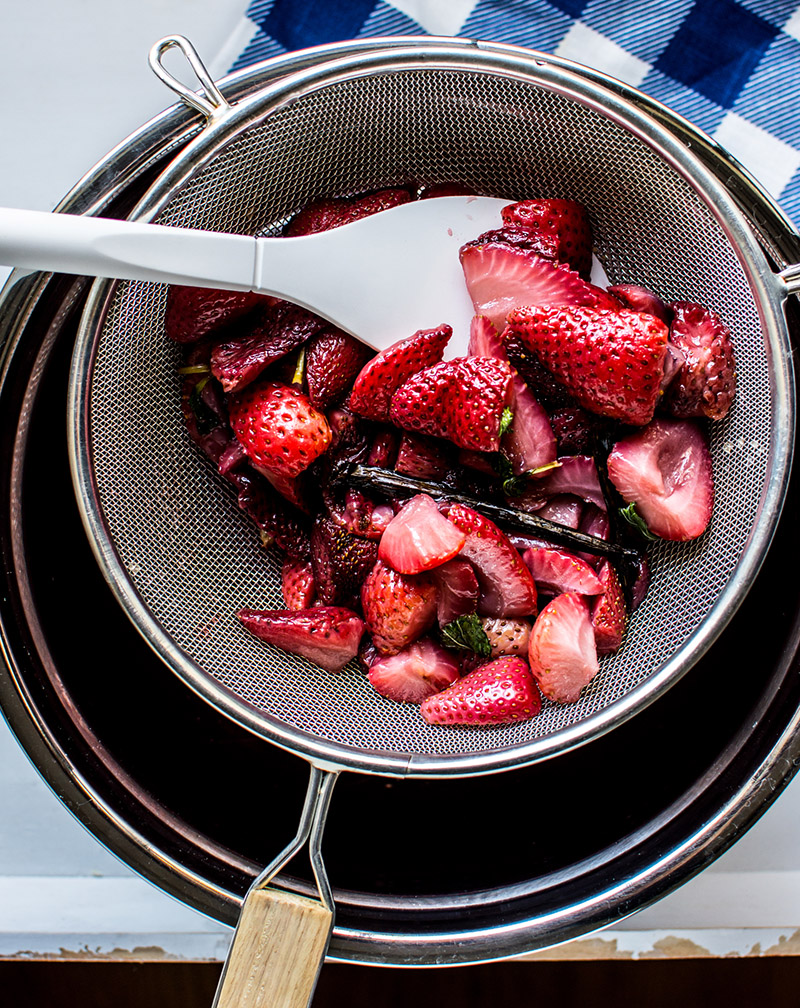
[70,39,794,778]
[1,35,800,967]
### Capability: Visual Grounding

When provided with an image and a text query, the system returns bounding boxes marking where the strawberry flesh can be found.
[420,655,542,725]
[505,305,669,425]
[311,514,378,607]
[522,547,604,596]
[238,606,364,673]
[432,558,481,626]
[378,494,466,575]
[361,560,437,655]
[663,301,736,421]
[390,356,513,453]
[528,592,599,704]
[446,502,538,618]
[607,417,714,541]
[607,284,673,325]
[348,324,452,423]
[394,433,453,480]
[591,561,627,654]
[502,373,557,475]
[368,638,461,704]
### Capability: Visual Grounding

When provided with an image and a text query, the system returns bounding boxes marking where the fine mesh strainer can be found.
[68,35,795,1008]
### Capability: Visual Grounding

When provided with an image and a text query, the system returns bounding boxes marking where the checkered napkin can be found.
[218,0,800,230]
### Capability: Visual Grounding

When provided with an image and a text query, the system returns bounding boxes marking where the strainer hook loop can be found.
[778,261,800,297]
[250,763,339,912]
[148,35,231,122]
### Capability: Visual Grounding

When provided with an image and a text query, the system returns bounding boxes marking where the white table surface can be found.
[2,0,800,964]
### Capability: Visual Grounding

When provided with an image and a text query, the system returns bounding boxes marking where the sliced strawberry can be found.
[663,301,736,421]
[533,494,584,530]
[390,356,513,453]
[502,374,557,475]
[468,314,506,358]
[591,561,627,654]
[310,515,378,606]
[607,284,673,325]
[357,635,380,673]
[238,606,363,673]
[461,225,561,261]
[305,328,373,411]
[505,305,669,425]
[165,286,271,343]
[378,494,466,575]
[531,455,606,510]
[460,242,609,333]
[420,656,541,726]
[446,503,537,618]
[502,328,578,411]
[348,325,452,422]
[607,417,714,541]
[281,558,316,610]
[230,469,311,561]
[283,187,413,236]
[432,558,480,626]
[210,301,326,393]
[522,547,604,596]
[501,198,593,278]
[528,592,599,704]
[368,638,461,704]
[229,381,331,478]
[480,617,533,659]
[361,560,437,655]
[548,406,604,456]
[394,433,453,480]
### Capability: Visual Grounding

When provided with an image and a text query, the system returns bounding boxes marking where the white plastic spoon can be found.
[0,196,510,355]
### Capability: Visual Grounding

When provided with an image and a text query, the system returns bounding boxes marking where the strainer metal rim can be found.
[68,40,795,779]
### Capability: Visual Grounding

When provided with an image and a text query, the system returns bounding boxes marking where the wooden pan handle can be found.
[215,887,333,1008]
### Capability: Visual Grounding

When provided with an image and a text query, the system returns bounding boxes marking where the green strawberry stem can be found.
[336,463,640,566]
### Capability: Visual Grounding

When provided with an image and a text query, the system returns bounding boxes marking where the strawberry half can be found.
[446,503,538,618]
[501,198,594,278]
[305,328,374,411]
[528,592,600,704]
[348,324,452,423]
[591,561,627,654]
[432,558,480,626]
[229,381,331,478]
[389,356,513,453]
[361,560,437,655]
[394,433,453,480]
[238,606,363,673]
[505,305,669,425]
[420,656,541,726]
[522,547,604,596]
[283,187,413,236]
[310,515,378,607]
[368,638,461,704]
[281,558,316,610]
[607,417,714,541]
[378,494,466,575]
[165,286,271,343]
[663,301,736,421]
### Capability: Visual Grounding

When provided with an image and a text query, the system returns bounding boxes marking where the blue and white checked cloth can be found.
[215,0,800,230]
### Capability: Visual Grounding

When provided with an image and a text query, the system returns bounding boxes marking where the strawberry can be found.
[210,300,327,393]
[468,314,506,358]
[607,284,673,325]
[522,547,604,596]
[394,433,453,480]
[310,514,378,606]
[460,242,615,334]
[663,301,736,421]
[431,558,480,626]
[505,305,669,425]
[528,592,599,704]
[420,656,541,726]
[479,617,533,659]
[361,560,437,655]
[502,373,557,475]
[230,469,311,561]
[502,328,578,411]
[531,455,606,510]
[229,381,331,478]
[378,494,466,575]
[548,406,605,456]
[305,328,374,411]
[348,324,452,422]
[446,503,538,618]
[237,606,363,673]
[591,561,627,654]
[367,428,400,468]
[461,225,562,261]
[283,187,413,236]
[281,558,316,610]
[389,356,513,453]
[500,198,593,278]
[607,417,714,541]
[368,638,461,704]
[165,285,271,343]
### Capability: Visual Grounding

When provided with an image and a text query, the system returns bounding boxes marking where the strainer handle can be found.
[212,765,338,1008]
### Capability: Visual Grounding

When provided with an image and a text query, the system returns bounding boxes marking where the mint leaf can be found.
[494,453,514,479]
[440,614,492,658]
[619,502,659,541]
[498,407,514,438]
